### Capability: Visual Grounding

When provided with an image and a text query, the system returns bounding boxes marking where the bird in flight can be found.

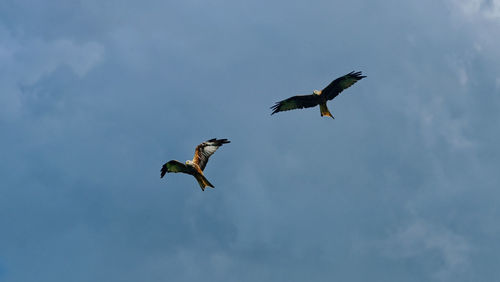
[161,138,230,191]
[270,71,366,119]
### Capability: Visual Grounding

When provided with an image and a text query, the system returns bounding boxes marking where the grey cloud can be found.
[449,0,500,19]
[1,0,500,281]
[383,219,471,281]
[0,25,104,119]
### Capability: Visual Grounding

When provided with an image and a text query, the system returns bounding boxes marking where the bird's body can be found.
[161,138,230,191]
[270,71,366,118]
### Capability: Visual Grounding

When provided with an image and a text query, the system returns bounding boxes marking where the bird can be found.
[160,138,230,191]
[270,71,366,119]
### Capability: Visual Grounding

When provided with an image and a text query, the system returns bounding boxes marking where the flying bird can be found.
[270,71,366,119]
[160,138,230,191]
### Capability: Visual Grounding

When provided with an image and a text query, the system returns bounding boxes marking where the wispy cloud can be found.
[0,25,104,119]
[384,219,471,281]
[450,0,500,19]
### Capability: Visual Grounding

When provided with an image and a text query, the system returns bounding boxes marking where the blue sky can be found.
[1,0,500,281]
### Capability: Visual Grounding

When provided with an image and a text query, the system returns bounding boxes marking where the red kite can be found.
[161,138,230,191]
[271,71,366,119]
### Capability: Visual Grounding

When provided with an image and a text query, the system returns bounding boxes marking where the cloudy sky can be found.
[1,0,500,281]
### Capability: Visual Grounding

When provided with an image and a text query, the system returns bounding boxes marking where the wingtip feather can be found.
[160,164,167,178]
[350,71,366,79]
[270,102,281,115]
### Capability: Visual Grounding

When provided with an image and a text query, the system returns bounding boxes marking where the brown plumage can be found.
[270,71,366,119]
[160,138,230,191]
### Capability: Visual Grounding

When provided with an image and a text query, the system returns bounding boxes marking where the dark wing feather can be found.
[270,94,321,115]
[322,71,366,101]
[160,160,192,178]
[193,138,230,171]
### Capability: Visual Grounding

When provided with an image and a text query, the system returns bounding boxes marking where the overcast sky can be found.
[1,0,500,281]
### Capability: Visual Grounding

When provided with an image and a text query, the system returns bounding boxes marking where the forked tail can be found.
[319,102,334,119]
[194,174,215,191]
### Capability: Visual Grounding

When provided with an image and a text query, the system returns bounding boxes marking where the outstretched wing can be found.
[322,71,366,101]
[193,138,230,171]
[161,160,192,178]
[270,94,321,115]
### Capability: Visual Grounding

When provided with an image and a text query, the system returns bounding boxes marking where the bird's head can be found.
[185,160,193,165]
[313,90,322,95]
